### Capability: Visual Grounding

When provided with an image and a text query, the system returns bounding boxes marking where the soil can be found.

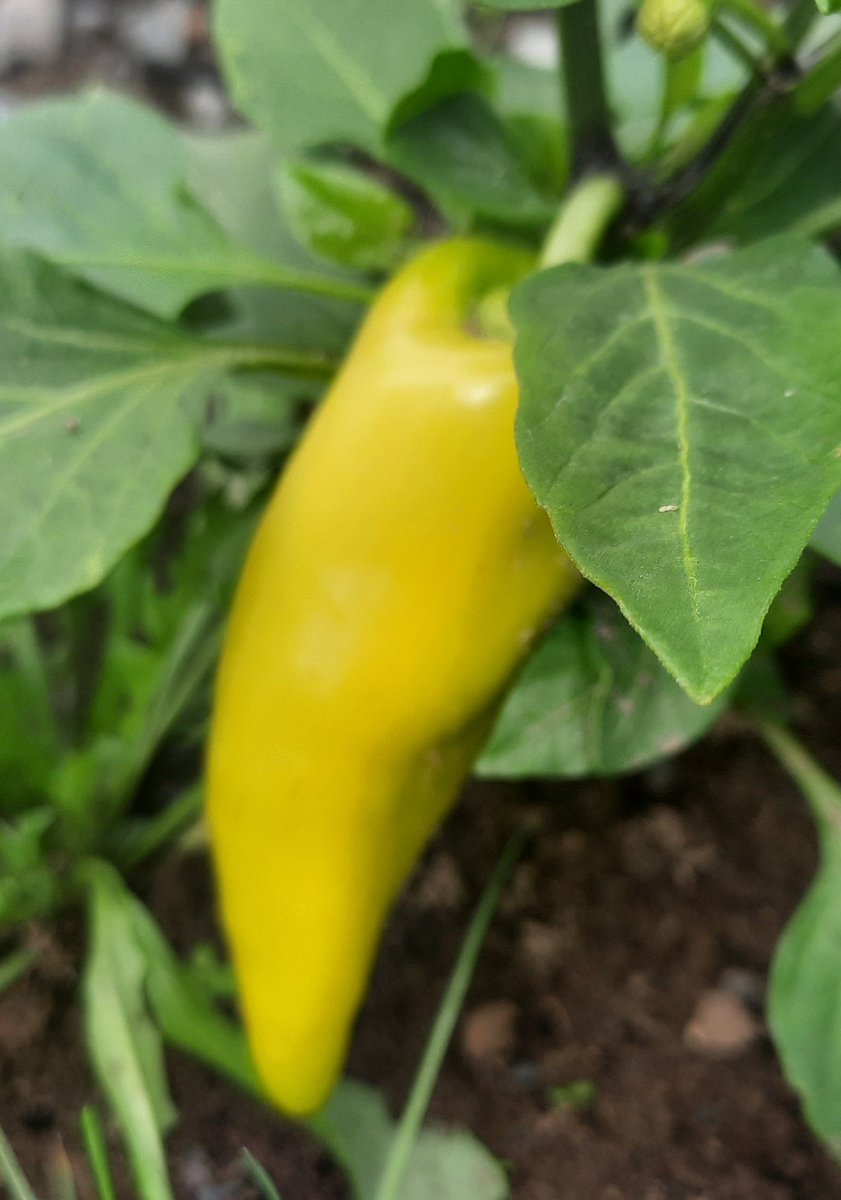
[5,582,841,1199]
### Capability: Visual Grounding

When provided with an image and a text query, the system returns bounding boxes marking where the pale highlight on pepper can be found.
[206,239,581,1116]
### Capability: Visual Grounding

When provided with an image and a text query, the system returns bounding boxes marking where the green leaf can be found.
[478,595,728,779]
[0,620,61,810]
[83,861,176,1200]
[0,811,58,925]
[764,725,841,1160]
[214,0,474,155]
[0,249,316,622]
[667,102,841,248]
[0,92,369,319]
[314,1080,508,1200]
[183,129,363,357]
[128,891,264,1100]
[513,237,841,703]
[386,92,553,227]
[277,160,415,273]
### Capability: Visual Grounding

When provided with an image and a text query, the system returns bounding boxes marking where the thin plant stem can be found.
[710,16,767,76]
[80,1108,118,1200]
[242,1150,284,1200]
[721,0,790,56]
[0,1123,38,1200]
[556,0,620,176]
[371,826,530,1200]
[756,719,841,831]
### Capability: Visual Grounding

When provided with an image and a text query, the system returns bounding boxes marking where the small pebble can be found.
[0,0,64,74]
[413,851,464,910]
[684,988,760,1057]
[461,999,519,1066]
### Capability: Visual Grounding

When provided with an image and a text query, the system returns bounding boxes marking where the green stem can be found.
[0,1123,38,1200]
[710,16,766,75]
[210,341,338,379]
[248,265,374,306]
[720,0,790,57]
[80,1108,118,1200]
[371,827,530,1200]
[556,0,620,176]
[756,720,841,831]
[540,173,625,268]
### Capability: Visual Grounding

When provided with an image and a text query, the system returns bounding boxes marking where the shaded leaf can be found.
[183,130,362,357]
[479,594,728,778]
[214,0,474,155]
[277,159,415,272]
[386,92,553,226]
[667,101,841,248]
[513,237,841,703]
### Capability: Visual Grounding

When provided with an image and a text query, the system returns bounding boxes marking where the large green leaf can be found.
[765,725,841,1161]
[0,250,317,622]
[513,237,841,703]
[0,92,366,319]
[214,0,474,156]
[479,595,728,778]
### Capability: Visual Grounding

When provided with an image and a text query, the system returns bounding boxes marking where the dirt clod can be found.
[684,988,762,1057]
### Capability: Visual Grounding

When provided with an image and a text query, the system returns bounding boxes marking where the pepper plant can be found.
[3,0,841,1192]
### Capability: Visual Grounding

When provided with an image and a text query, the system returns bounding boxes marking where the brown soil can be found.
[5,590,841,1199]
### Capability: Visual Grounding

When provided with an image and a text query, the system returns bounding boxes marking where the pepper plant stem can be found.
[371,827,530,1200]
[540,173,625,269]
[556,0,620,176]
[721,0,790,57]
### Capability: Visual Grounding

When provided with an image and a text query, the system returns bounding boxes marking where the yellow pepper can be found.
[206,238,580,1116]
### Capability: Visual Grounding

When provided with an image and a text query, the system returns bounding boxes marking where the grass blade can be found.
[80,1107,118,1200]
[371,826,528,1200]
[242,1149,283,1200]
[0,1122,38,1200]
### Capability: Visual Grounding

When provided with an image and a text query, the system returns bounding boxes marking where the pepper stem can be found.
[540,173,625,269]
